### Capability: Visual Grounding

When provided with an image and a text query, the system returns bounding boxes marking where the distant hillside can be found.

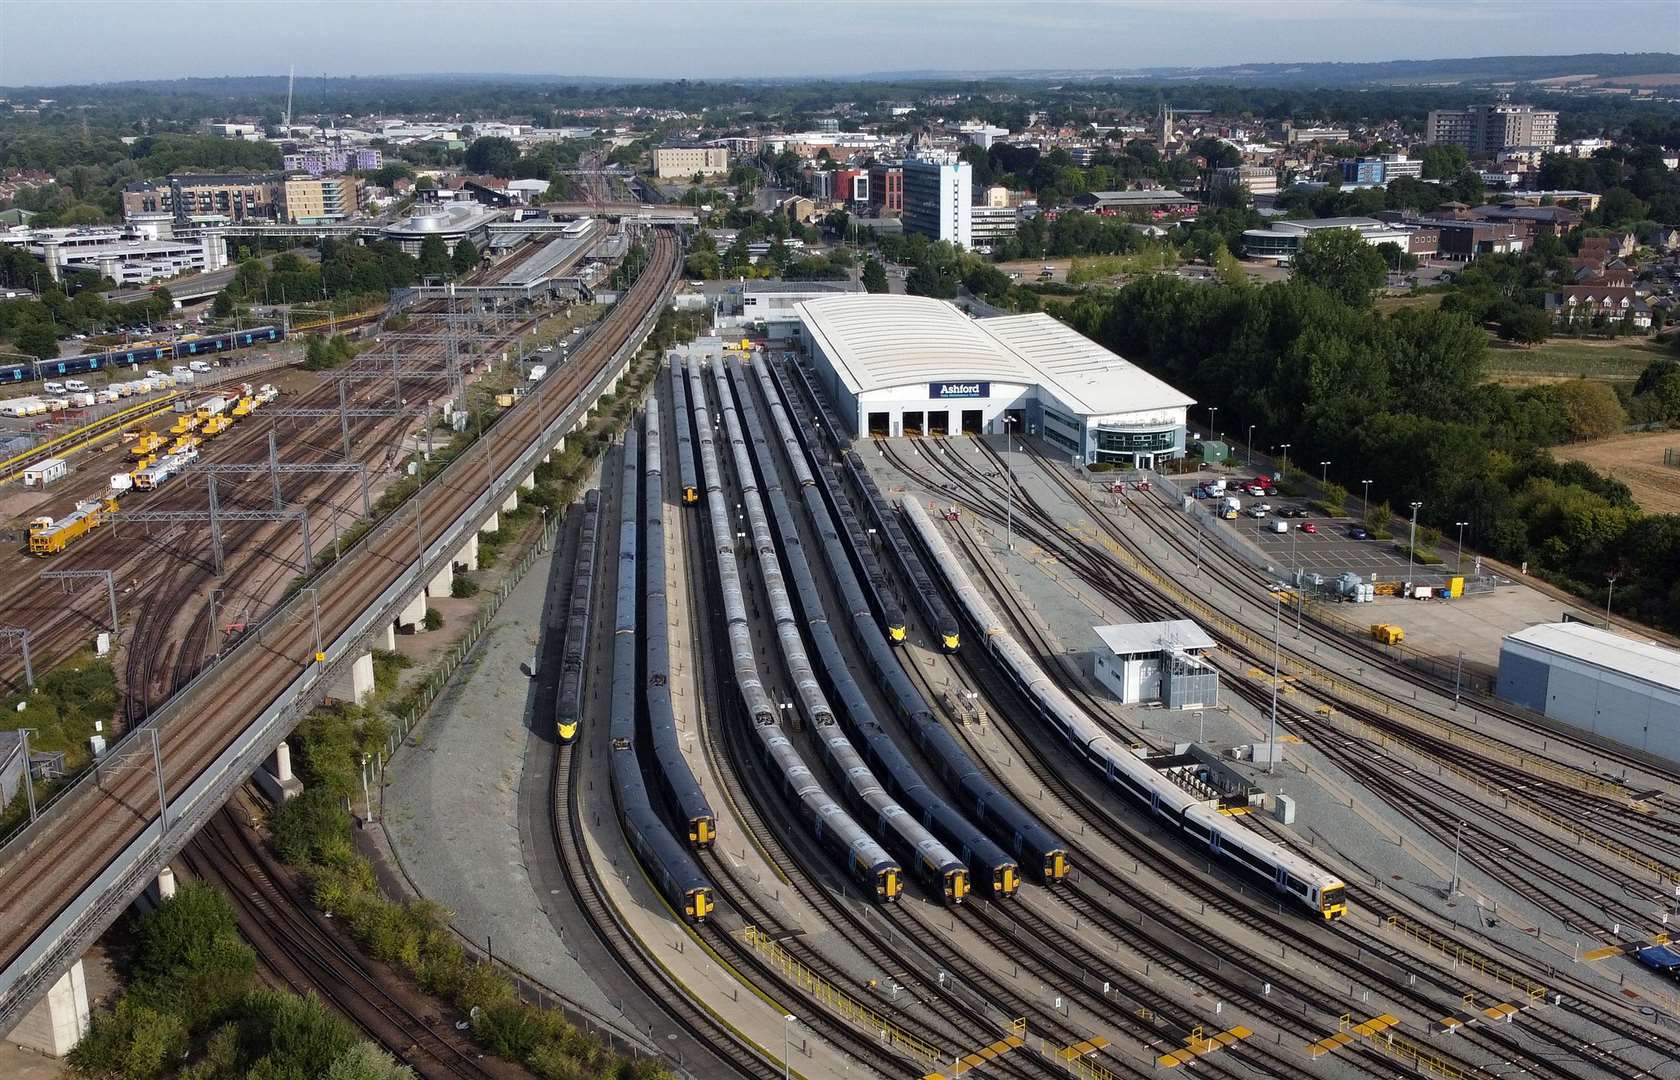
[870,53,1680,88]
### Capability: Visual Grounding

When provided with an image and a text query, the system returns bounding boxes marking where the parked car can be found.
[1349,526,1370,540]
[1269,519,1289,534]
[1247,505,1268,519]
[1302,522,1318,534]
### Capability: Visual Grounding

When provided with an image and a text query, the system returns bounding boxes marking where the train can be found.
[553,489,601,743]
[642,401,716,847]
[608,427,713,923]
[764,358,907,644]
[722,356,970,904]
[684,356,903,903]
[899,494,1349,921]
[754,356,1070,888]
[667,360,699,505]
[0,326,285,386]
[27,498,116,556]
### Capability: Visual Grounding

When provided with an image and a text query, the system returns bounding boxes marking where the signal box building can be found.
[794,294,1194,468]
[1497,622,1680,767]
[1092,621,1219,708]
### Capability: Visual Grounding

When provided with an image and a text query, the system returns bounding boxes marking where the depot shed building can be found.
[1496,622,1679,766]
[794,294,1195,468]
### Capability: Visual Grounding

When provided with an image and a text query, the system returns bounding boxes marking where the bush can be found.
[271,788,352,865]
[450,576,479,599]
[423,608,444,632]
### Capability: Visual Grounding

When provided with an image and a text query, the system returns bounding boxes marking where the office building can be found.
[282,148,383,176]
[1339,156,1423,186]
[653,146,730,179]
[121,174,280,222]
[281,175,361,223]
[1425,104,1558,158]
[868,163,903,214]
[1240,217,1412,262]
[969,205,1019,245]
[902,154,972,248]
[1211,166,1279,197]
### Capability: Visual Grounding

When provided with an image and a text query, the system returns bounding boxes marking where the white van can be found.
[64,379,90,393]
[42,381,65,394]
[188,360,212,374]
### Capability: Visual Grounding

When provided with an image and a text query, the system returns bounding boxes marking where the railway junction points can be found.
[5,277,1680,1080]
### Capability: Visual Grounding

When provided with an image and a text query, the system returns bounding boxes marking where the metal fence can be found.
[1666,447,1679,469]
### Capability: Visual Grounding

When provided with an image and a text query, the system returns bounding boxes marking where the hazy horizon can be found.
[1,0,1674,89]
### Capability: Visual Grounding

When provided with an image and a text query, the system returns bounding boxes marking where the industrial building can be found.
[1092,621,1219,708]
[1496,622,1680,767]
[902,154,972,249]
[726,280,863,339]
[795,294,1194,466]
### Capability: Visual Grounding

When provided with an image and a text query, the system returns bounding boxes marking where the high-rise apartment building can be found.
[1426,104,1558,158]
[282,174,360,223]
[121,174,280,221]
[901,154,972,249]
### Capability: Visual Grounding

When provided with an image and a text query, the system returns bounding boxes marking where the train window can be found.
[1286,875,1309,896]
[1183,822,1211,843]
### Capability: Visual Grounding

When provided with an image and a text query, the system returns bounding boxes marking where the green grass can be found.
[1374,292,1444,314]
[1485,338,1668,380]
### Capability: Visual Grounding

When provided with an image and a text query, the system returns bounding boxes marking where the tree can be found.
[1291,229,1387,308]
[417,235,450,279]
[1498,306,1553,346]
[1418,144,1468,180]
[15,319,58,360]
[463,136,519,178]
[451,239,478,277]
[211,289,235,318]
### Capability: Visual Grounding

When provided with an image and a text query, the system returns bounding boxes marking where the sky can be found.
[0,0,1675,87]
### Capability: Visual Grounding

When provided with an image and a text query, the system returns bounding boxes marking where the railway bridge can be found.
[0,233,680,1049]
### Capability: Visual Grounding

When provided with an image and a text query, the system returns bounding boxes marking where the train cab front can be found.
[1044,849,1070,884]
[940,630,961,653]
[944,868,970,905]
[992,863,1019,898]
[556,717,579,744]
[686,887,714,923]
[682,485,698,506]
[887,622,907,645]
[690,815,715,849]
[1319,884,1347,921]
[878,867,901,902]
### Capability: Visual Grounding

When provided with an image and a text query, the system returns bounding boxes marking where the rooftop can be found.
[795,295,1194,418]
[1094,620,1217,657]
[1505,622,1680,694]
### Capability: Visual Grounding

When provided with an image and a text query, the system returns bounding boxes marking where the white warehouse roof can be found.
[980,313,1196,416]
[1095,620,1216,657]
[1505,622,1680,694]
[795,294,1194,417]
[796,294,1026,395]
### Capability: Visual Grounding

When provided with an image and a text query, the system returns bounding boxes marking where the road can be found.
[105,248,317,305]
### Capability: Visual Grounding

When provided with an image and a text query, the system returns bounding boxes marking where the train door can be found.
[929,411,949,435]
[903,410,924,436]
[961,409,983,434]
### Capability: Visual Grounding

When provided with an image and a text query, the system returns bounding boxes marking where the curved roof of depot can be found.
[795,294,1195,418]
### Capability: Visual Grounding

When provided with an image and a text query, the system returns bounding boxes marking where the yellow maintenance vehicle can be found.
[201,415,232,438]
[169,413,201,437]
[1370,623,1404,646]
[131,431,166,458]
[28,499,117,556]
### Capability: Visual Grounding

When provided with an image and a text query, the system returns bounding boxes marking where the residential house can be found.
[1545,285,1652,329]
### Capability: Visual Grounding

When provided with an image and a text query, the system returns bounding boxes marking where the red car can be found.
[1302,522,1317,534]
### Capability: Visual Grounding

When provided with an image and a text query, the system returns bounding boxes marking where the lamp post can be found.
[1268,591,1281,774]
[1246,423,1256,467]
[1003,414,1016,555]
[1406,501,1423,584]
[783,1014,796,1080]
[1605,572,1618,627]
[1207,405,1218,439]
[1319,460,1331,485]
[1361,479,1372,520]
[1278,442,1291,475]
[1455,521,1469,571]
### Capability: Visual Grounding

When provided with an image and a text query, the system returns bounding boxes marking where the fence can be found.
[1384,915,1548,1001]
[1666,447,1679,469]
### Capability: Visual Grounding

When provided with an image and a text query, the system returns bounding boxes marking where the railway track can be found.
[877,430,1676,1078]
[182,804,512,1080]
[0,231,679,994]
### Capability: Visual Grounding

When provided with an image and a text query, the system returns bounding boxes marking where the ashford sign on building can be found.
[929,381,991,399]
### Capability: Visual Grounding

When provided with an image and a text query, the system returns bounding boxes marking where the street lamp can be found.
[1454,521,1469,571]
[1319,460,1331,485]
[1605,572,1619,627]
[783,1014,796,1080]
[1361,480,1372,520]
[1246,423,1256,467]
[1207,405,1218,439]
[1278,443,1291,475]
[1002,414,1017,555]
[1406,501,1423,584]
[1267,591,1281,774]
